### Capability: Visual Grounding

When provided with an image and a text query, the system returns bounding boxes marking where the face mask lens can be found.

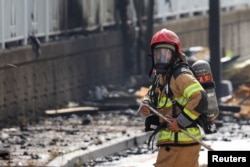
[153,48,172,64]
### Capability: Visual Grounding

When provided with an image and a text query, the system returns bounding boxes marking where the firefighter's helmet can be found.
[150,29,185,74]
[150,28,182,55]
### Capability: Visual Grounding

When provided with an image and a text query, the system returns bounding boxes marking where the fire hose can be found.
[137,103,214,151]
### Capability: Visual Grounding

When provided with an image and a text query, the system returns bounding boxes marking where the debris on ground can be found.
[223,84,250,119]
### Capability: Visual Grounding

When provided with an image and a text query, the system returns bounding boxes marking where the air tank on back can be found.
[192,60,220,122]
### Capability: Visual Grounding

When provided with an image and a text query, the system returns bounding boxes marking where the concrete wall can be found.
[1,8,250,127]
[0,31,124,127]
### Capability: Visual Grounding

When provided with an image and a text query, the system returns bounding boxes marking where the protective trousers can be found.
[154,144,201,167]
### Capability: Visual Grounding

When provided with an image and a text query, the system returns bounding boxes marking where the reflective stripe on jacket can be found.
[157,127,202,145]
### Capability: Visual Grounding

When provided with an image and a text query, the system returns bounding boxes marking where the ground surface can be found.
[1,55,250,167]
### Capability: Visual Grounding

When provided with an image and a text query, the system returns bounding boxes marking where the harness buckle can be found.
[170,97,176,104]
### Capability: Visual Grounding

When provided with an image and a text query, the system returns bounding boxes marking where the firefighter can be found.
[139,28,208,167]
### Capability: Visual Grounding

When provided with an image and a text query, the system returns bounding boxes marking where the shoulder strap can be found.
[167,62,193,111]
[172,62,194,79]
[167,62,192,93]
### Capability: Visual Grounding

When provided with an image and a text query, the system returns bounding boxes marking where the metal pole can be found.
[209,0,222,99]
[1,0,5,49]
[137,103,215,151]
[45,0,49,42]
[23,0,28,45]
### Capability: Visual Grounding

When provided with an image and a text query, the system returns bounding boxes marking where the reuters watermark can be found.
[208,151,249,167]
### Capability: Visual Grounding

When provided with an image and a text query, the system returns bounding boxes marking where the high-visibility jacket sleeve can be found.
[172,72,208,127]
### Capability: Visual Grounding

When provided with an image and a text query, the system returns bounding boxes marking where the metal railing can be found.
[0,0,249,50]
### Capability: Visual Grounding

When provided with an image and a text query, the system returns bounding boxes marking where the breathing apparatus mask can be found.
[153,47,174,75]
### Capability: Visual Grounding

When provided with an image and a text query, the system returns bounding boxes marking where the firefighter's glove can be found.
[140,100,151,116]
[168,118,181,132]
[145,115,160,131]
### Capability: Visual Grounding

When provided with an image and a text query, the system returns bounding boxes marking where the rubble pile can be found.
[228,61,250,85]
[0,109,145,166]
[223,84,250,119]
